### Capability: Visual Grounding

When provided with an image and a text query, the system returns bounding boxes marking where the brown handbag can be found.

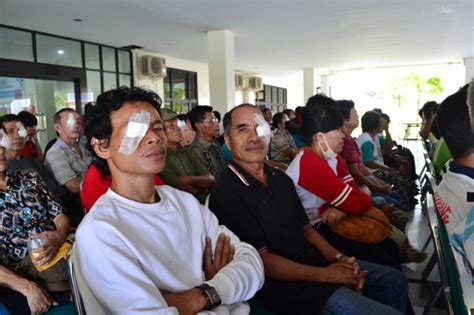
[330,206,392,244]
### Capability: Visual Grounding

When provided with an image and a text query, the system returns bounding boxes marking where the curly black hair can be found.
[84,86,162,177]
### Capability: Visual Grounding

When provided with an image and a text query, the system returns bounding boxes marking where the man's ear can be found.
[54,123,61,133]
[91,137,110,160]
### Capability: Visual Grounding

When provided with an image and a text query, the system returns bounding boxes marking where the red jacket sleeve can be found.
[298,152,371,215]
[80,165,111,212]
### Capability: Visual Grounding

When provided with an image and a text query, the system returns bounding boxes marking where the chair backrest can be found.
[435,212,469,315]
[66,256,86,315]
[428,181,469,315]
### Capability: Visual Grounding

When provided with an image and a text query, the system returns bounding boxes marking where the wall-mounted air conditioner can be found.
[142,55,167,77]
[248,76,263,91]
[235,74,244,90]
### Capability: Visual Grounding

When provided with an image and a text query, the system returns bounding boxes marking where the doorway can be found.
[0,76,80,149]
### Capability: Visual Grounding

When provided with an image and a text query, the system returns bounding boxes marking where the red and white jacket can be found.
[286,149,371,224]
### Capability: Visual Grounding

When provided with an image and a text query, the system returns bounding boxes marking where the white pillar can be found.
[207,30,235,114]
[320,74,329,96]
[465,57,474,83]
[303,68,315,104]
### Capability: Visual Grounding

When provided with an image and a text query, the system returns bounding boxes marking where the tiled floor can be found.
[401,140,448,314]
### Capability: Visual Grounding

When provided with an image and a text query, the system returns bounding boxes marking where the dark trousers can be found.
[316,223,402,270]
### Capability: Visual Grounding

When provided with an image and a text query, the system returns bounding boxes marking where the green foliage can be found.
[54,93,67,111]
[390,73,444,110]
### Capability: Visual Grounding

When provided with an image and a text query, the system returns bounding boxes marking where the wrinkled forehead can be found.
[3,120,21,129]
[111,101,161,129]
[60,111,80,121]
[232,106,261,126]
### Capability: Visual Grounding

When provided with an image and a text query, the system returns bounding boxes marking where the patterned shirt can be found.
[0,169,63,265]
[45,138,92,186]
[270,129,297,164]
[190,136,228,179]
[339,133,364,172]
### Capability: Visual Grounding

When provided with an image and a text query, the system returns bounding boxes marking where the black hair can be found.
[380,113,390,124]
[272,112,284,129]
[176,114,188,121]
[53,108,76,124]
[430,114,441,140]
[17,111,38,127]
[301,105,343,145]
[262,108,272,115]
[437,84,474,159]
[283,109,294,117]
[213,110,221,123]
[223,103,256,135]
[188,105,213,131]
[306,94,337,110]
[335,100,355,121]
[361,111,381,133]
[421,101,438,119]
[0,114,20,130]
[84,86,162,177]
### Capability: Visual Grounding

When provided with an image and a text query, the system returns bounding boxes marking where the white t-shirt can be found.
[73,185,264,314]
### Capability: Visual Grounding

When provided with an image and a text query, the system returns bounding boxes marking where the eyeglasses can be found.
[202,118,218,124]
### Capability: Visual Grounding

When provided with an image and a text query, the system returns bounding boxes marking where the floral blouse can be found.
[0,169,62,265]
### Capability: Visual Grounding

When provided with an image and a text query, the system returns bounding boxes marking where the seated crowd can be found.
[0,82,472,314]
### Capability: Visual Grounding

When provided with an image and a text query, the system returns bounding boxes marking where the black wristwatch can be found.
[195,283,222,310]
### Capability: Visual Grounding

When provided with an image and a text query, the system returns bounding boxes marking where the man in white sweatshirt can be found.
[73,86,264,314]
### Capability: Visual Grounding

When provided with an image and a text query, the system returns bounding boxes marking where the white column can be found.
[303,68,315,104]
[320,74,329,96]
[207,30,235,114]
[465,57,474,83]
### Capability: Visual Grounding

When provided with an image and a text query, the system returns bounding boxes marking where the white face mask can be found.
[317,133,337,160]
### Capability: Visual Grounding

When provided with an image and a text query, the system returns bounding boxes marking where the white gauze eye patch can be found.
[119,109,151,156]
[16,122,27,138]
[283,114,290,122]
[255,113,272,144]
[66,113,76,130]
[177,119,186,129]
[0,130,11,150]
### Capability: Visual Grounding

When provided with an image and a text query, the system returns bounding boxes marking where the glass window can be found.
[102,47,116,72]
[119,74,131,87]
[0,27,33,62]
[86,70,101,101]
[84,43,100,70]
[118,50,131,74]
[36,34,82,67]
[103,72,117,91]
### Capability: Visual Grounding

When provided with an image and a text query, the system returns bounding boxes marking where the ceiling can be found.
[1,0,473,80]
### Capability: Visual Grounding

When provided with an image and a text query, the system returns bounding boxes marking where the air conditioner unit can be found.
[235,74,244,90]
[248,76,263,91]
[142,55,167,77]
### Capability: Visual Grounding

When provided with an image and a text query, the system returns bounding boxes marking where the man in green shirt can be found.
[159,109,215,203]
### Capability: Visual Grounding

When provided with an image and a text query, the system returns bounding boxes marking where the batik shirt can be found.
[0,169,62,265]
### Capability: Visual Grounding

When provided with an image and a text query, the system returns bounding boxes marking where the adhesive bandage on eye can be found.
[177,119,186,129]
[0,130,11,150]
[255,113,272,144]
[283,114,290,122]
[66,113,76,130]
[119,109,151,156]
[16,122,27,138]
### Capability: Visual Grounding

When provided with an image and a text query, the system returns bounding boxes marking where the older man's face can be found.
[55,111,82,141]
[3,120,26,154]
[225,106,269,165]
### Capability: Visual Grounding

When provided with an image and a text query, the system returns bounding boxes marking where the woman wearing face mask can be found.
[286,105,403,270]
